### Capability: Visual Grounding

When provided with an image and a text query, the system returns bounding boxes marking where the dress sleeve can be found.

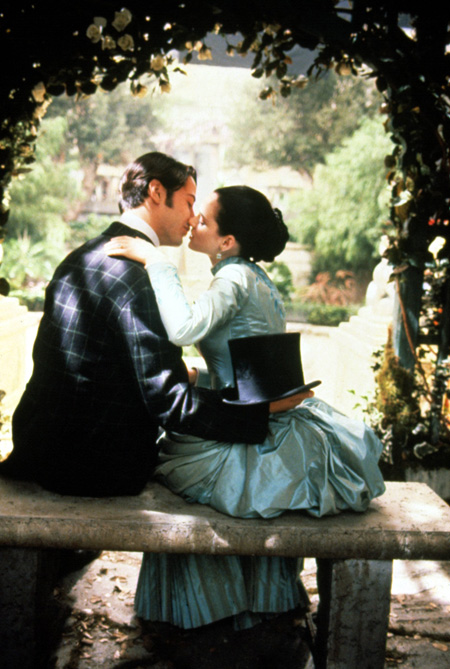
[118,271,269,444]
[145,260,246,346]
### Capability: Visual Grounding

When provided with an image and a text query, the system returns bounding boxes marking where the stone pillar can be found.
[0,297,40,413]
[326,252,394,415]
[0,547,64,668]
[315,558,393,669]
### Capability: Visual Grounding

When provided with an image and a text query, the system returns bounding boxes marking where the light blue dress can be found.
[135,256,385,629]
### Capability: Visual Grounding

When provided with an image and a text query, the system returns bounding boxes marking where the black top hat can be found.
[221,332,321,405]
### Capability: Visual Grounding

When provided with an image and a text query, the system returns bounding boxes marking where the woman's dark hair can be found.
[119,151,197,212]
[214,186,289,262]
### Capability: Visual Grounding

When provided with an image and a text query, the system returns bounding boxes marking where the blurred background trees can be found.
[288,116,392,280]
[3,65,384,311]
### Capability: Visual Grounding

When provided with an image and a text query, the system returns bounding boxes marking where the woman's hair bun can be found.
[215,186,290,263]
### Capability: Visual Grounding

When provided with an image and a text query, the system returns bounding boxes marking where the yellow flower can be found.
[33,99,51,119]
[102,35,116,50]
[86,24,102,43]
[112,8,132,32]
[32,82,46,103]
[151,54,166,71]
[335,61,352,76]
[118,34,134,51]
[198,46,212,61]
[19,144,33,156]
[264,23,281,35]
[159,80,171,94]
[93,16,107,28]
[291,75,308,89]
[131,82,148,98]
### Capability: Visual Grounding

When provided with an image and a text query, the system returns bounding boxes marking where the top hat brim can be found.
[221,379,321,405]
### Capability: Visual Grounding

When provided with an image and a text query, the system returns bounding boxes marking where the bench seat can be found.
[0,479,448,559]
[0,479,449,668]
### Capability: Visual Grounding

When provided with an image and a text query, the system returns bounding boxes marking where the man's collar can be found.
[119,210,160,247]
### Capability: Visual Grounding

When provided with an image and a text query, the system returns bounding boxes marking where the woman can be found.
[105,185,385,630]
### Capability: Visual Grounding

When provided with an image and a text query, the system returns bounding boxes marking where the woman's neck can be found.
[210,251,240,267]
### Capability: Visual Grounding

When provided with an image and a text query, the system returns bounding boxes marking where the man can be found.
[0,152,278,496]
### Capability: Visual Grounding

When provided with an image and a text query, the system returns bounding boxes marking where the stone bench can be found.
[0,478,449,668]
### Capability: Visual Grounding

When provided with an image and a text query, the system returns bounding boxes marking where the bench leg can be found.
[0,547,65,669]
[314,558,392,669]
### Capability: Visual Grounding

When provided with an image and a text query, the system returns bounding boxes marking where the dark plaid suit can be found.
[1,222,268,496]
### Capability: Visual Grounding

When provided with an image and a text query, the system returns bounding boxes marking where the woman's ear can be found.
[148,179,164,205]
[221,235,239,254]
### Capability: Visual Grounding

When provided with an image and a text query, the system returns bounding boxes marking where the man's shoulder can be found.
[53,231,150,298]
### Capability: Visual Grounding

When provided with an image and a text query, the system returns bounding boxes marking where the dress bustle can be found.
[135,257,385,628]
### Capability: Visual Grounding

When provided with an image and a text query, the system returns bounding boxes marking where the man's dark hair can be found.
[118,152,197,212]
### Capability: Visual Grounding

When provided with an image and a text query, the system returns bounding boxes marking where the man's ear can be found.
[148,179,164,205]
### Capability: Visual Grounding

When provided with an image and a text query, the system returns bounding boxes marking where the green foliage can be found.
[68,214,115,250]
[6,116,81,246]
[226,71,380,175]
[362,332,450,473]
[373,336,421,434]
[47,86,161,167]
[289,117,392,277]
[2,116,82,291]
[266,261,294,302]
[1,235,61,289]
[286,301,357,326]
[9,286,46,312]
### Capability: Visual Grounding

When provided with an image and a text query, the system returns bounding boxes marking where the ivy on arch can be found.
[1,1,450,467]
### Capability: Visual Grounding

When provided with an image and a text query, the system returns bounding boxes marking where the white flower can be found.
[151,54,166,71]
[102,35,116,50]
[32,82,46,103]
[117,34,134,51]
[112,8,132,32]
[429,236,446,260]
[86,24,102,43]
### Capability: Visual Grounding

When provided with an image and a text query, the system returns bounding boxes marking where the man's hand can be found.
[187,367,199,385]
[269,390,314,413]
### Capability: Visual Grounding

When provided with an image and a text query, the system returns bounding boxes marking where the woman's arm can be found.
[105,236,243,346]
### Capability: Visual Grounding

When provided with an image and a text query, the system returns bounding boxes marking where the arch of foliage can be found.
[1,1,450,469]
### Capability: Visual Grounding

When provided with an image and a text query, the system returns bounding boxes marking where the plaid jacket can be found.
[4,222,268,495]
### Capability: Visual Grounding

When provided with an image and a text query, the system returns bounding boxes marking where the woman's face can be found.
[188,192,225,258]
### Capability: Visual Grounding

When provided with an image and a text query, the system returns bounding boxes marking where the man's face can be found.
[158,176,197,246]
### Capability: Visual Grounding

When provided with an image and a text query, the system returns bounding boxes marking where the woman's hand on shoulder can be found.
[104,236,166,266]
[269,390,314,413]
